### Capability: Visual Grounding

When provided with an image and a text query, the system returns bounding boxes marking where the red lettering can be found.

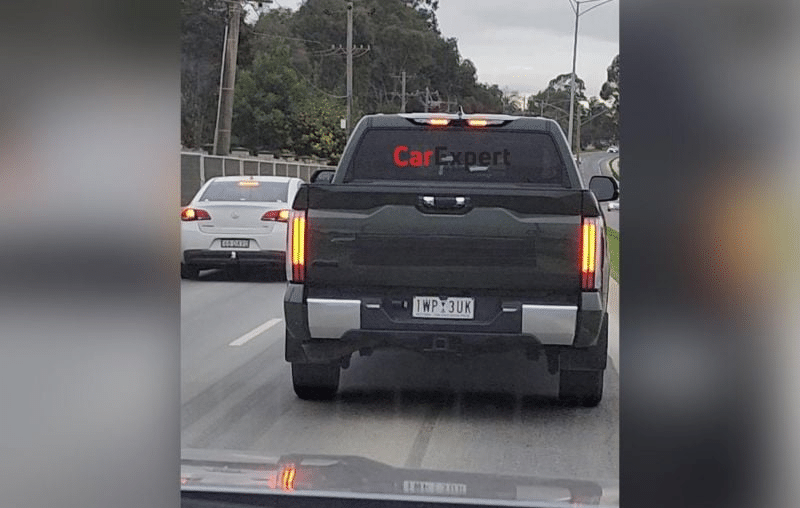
[394,147,439,167]
[393,145,409,167]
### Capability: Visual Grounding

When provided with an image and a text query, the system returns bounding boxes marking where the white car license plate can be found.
[412,297,474,319]
[221,239,249,248]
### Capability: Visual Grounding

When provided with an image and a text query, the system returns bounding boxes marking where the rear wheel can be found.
[180,263,199,280]
[292,362,340,400]
[559,369,604,407]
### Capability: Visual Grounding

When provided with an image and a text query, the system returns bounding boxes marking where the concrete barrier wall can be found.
[180,152,336,206]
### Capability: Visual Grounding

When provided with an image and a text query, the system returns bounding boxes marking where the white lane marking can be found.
[228,318,283,347]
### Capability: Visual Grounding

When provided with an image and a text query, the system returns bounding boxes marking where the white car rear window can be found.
[199,181,290,202]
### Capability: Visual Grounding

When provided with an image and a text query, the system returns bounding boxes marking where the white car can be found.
[606,146,619,153]
[180,176,304,279]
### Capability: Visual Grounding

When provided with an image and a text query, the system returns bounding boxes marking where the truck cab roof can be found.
[360,113,564,131]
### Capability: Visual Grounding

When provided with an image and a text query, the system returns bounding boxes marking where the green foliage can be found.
[233,46,304,152]
[182,1,617,161]
[291,93,347,163]
[232,42,345,162]
[181,0,228,148]
[527,73,587,138]
[600,54,620,142]
[580,96,616,148]
[607,227,619,282]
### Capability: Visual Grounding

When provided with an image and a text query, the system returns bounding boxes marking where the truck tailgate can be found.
[302,184,583,294]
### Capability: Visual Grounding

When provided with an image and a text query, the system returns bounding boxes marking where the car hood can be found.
[181,448,618,507]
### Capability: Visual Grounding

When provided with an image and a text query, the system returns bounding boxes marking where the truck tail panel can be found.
[301,185,584,295]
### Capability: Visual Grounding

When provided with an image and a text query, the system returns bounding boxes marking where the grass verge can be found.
[607,227,619,282]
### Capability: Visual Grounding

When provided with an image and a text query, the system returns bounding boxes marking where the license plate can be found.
[412,296,474,319]
[403,480,467,496]
[220,239,249,248]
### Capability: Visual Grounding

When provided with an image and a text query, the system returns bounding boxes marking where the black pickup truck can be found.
[283,113,618,406]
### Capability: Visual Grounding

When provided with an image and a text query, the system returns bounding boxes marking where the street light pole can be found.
[567,1,580,152]
[566,0,615,153]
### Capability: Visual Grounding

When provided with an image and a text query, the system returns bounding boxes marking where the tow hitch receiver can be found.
[424,336,458,353]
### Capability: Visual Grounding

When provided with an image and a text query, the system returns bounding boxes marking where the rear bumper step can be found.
[301,297,577,346]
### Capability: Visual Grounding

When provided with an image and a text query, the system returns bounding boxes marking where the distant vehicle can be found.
[180,176,304,280]
[606,146,618,153]
[608,202,619,211]
[283,113,619,406]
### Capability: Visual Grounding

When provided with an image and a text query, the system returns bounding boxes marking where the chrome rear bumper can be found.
[305,297,578,346]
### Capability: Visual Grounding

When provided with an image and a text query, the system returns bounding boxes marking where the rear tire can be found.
[559,369,604,407]
[180,263,199,280]
[292,362,340,400]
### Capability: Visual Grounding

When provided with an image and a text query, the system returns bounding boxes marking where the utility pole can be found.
[424,86,430,113]
[212,24,228,155]
[390,71,415,112]
[346,1,353,138]
[401,70,406,112]
[539,89,550,117]
[215,0,242,155]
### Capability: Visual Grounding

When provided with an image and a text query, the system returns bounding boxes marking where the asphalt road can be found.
[578,151,619,232]
[181,267,619,484]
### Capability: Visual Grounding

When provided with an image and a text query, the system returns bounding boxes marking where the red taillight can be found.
[181,208,211,221]
[261,209,290,222]
[467,119,488,127]
[287,211,306,283]
[279,464,296,491]
[581,217,602,290]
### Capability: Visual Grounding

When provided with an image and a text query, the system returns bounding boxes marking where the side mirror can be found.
[310,169,335,184]
[589,175,619,202]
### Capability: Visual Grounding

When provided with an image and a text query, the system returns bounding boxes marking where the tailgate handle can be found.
[420,196,469,209]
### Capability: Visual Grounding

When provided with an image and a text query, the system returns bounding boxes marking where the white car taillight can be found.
[261,209,290,222]
[180,207,211,221]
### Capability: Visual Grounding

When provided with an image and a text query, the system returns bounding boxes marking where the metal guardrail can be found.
[181,152,336,206]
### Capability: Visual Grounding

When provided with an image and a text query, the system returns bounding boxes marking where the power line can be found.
[291,65,348,99]
[243,28,329,46]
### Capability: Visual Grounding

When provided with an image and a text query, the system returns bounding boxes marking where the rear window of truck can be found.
[344,128,569,186]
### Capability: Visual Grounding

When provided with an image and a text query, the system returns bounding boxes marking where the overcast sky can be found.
[262,0,619,98]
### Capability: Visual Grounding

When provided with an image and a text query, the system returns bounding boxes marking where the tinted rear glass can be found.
[198,181,290,202]
[344,128,569,186]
